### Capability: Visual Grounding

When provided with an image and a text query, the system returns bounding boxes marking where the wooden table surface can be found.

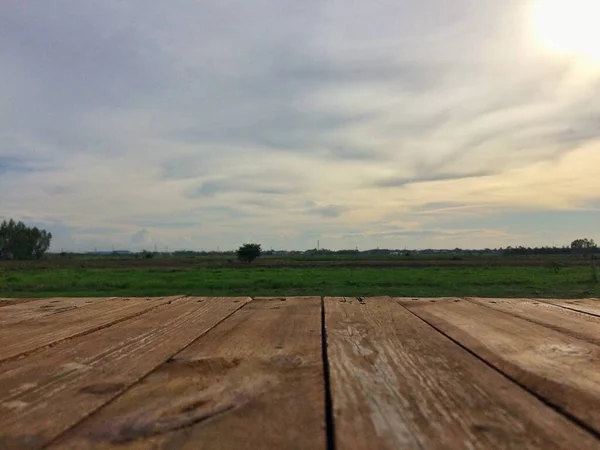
[1,296,599,449]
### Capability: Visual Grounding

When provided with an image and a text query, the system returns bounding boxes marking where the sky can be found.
[2,0,600,251]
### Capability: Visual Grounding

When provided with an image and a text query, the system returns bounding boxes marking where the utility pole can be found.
[317,240,320,251]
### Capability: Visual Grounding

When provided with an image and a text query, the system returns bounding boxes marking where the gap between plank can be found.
[462,298,571,326]
[531,298,600,319]
[396,301,600,442]
[321,296,337,450]
[42,297,252,450]
[0,297,185,367]
[462,297,600,342]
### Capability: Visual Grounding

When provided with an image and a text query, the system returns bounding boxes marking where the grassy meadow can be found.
[1,264,599,298]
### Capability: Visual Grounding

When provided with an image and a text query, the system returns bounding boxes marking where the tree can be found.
[0,219,52,260]
[571,238,597,250]
[236,243,261,263]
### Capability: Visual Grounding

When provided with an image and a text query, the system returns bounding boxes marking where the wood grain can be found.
[326,296,599,449]
[51,297,325,450]
[0,297,248,450]
[538,298,600,318]
[0,297,180,363]
[0,297,111,326]
[466,297,600,345]
[403,297,600,435]
[0,298,46,307]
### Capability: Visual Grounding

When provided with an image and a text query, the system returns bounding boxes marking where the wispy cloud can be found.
[373,172,494,188]
[307,205,348,218]
[2,0,600,250]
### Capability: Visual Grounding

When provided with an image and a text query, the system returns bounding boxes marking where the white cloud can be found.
[131,229,153,248]
[1,0,600,251]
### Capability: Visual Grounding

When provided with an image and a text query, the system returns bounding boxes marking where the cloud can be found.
[187,177,295,199]
[131,229,152,246]
[373,172,494,188]
[308,205,348,218]
[43,186,75,196]
[2,0,600,251]
[0,156,56,175]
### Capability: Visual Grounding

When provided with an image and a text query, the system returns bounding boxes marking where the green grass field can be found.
[1,266,599,298]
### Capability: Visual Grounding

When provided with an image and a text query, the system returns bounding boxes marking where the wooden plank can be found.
[51,297,325,450]
[0,297,249,450]
[538,298,600,318]
[0,297,180,363]
[395,296,458,305]
[0,298,46,308]
[0,297,112,326]
[466,297,600,345]
[326,297,599,450]
[403,297,600,436]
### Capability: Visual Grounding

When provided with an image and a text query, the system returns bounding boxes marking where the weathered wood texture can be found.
[51,297,325,450]
[538,298,600,318]
[0,296,599,450]
[0,296,181,363]
[465,297,600,345]
[0,298,49,307]
[326,297,598,449]
[402,298,600,436]
[0,297,248,450]
[0,297,111,326]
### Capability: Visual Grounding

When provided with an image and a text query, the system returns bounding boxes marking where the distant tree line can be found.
[0,219,52,260]
[172,250,235,257]
[502,239,597,256]
[570,238,596,249]
[502,246,571,256]
[258,242,599,257]
[2,221,594,262]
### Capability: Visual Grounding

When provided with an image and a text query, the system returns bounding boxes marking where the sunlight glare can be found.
[533,0,600,62]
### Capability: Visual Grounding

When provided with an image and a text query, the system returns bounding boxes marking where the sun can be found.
[533,0,600,61]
